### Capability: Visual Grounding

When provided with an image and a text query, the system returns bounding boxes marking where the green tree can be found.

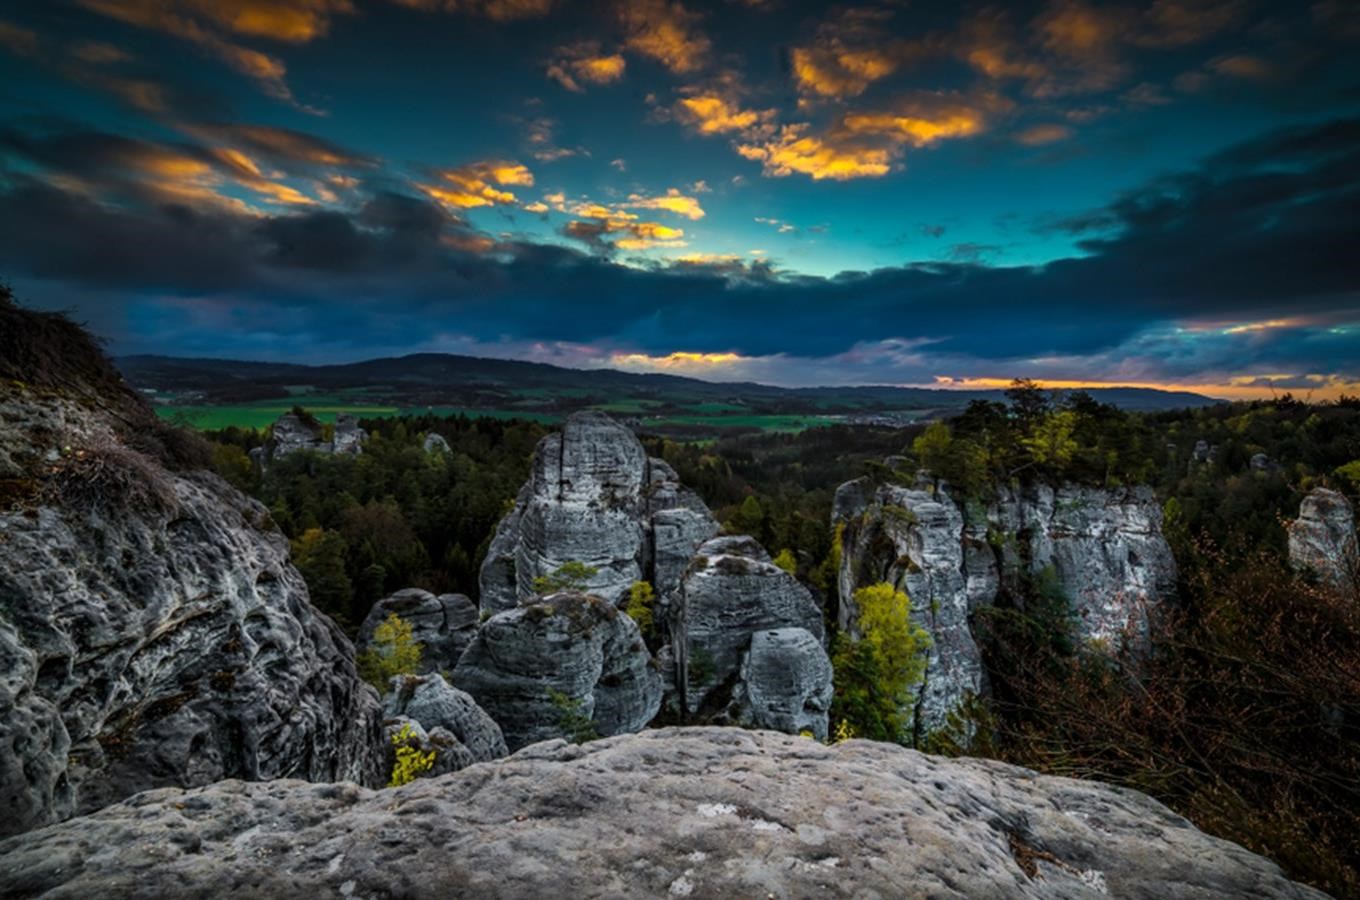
[772,548,798,575]
[357,612,423,690]
[531,561,598,594]
[388,722,435,787]
[1022,411,1080,470]
[727,494,766,536]
[291,527,354,625]
[831,582,931,744]
[912,422,954,475]
[1335,459,1360,491]
[548,690,599,743]
[624,580,657,643]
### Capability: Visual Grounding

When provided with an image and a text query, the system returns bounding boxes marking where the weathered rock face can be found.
[451,591,662,751]
[734,628,834,740]
[0,727,1324,900]
[837,477,1177,737]
[357,588,479,674]
[672,536,830,735]
[422,432,451,454]
[477,411,717,613]
[251,411,367,468]
[1288,487,1358,591]
[0,379,384,839]
[381,674,507,772]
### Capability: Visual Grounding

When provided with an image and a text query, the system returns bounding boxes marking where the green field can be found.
[154,400,839,435]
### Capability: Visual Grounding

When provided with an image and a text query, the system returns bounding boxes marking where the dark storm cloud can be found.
[0,116,1357,364]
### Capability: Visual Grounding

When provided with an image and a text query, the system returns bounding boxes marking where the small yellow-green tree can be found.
[830,582,931,744]
[531,561,598,594]
[772,548,798,576]
[357,612,423,690]
[388,723,435,787]
[624,580,656,642]
[912,422,954,473]
[1023,411,1079,469]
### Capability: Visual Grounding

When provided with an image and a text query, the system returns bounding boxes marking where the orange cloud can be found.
[390,0,553,20]
[425,160,534,208]
[547,42,626,91]
[0,19,40,57]
[786,7,938,100]
[841,106,988,146]
[737,125,893,181]
[626,188,705,220]
[612,351,743,371]
[68,40,133,64]
[674,94,774,135]
[620,0,711,74]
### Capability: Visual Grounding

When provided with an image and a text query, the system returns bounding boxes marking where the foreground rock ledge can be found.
[0,729,1321,900]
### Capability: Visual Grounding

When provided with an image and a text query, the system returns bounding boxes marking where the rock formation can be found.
[671,535,831,737]
[357,588,479,674]
[381,674,506,774]
[478,410,717,612]
[0,728,1324,899]
[1288,487,1357,591]
[249,411,366,468]
[836,475,1177,737]
[451,591,662,751]
[0,304,384,839]
[422,432,451,454]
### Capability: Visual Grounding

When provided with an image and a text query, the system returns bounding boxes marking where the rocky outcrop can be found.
[672,536,830,736]
[0,307,384,839]
[422,432,451,454]
[451,591,662,751]
[734,628,834,740]
[250,411,366,468]
[0,727,1324,899]
[357,588,478,674]
[477,411,717,613]
[381,674,506,773]
[837,476,1177,737]
[1288,487,1357,591]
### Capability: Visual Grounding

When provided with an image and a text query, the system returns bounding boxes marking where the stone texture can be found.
[381,674,507,771]
[451,591,662,751]
[0,388,384,839]
[422,432,451,454]
[838,478,1177,738]
[356,588,479,674]
[0,727,1324,900]
[734,628,834,740]
[673,535,828,718]
[381,717,474,779]
[1288,487,1357,591]
[477,411,717,613]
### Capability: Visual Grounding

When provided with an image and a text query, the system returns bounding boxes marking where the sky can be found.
[0,0,1356,398]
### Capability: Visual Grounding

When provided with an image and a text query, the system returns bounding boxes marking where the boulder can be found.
[381,674,506,769]
[0,728,1325,899]
[356,588,479,674]
[332,414,366,455]
[672,535,828,719]
[477,411,717,613]
[1288,487,1357,591]
[422,432,451,454]
[734,628,834,740]
[253,411,366,468]
[838,477,1177,738]
[0,309,384,838]
[451,591,662,751]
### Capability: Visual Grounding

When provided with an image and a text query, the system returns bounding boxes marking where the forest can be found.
[204,384,1360,895]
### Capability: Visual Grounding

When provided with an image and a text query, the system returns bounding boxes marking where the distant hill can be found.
[115,352,1219,434]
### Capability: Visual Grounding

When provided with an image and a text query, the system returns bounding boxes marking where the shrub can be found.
[388,723,435,787]
[624,580,656,643]
[356,613,423,690]
[531,561,598,594]
[772,548,798,576]
[548,689,598,743]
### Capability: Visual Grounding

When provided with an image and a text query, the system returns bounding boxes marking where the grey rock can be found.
[838,480,1177,737]
[734,628,834,740]
[673,535,827,717]
[382,674,507,767]
[254,411,366,468]
[451,591,661,751]
[831,475,871,524]
[0,389,384,839]
[477,411,717,612]
[1192,439,1211,463]
[1288,487,1357,591]
[0,727,1324,900]
[382,717,474,778]
[356,588,478,674]
[422,432,451,454]
[1250,452,1280,473]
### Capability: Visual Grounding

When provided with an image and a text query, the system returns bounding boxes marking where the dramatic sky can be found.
[0,0,1357,397]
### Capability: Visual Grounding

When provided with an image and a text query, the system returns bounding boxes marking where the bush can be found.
[531,561,598,594]
[388,723,435,787]
[548,689,598,743]
[623,580,656,643]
